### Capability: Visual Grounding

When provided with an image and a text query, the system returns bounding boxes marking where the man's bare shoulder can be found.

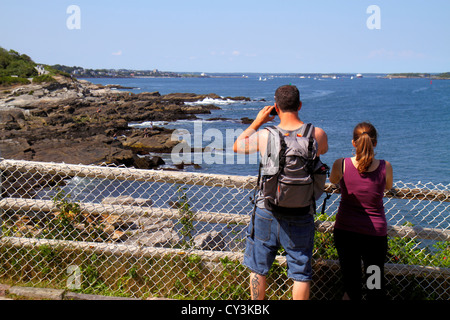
[257,127,269,155]
[259,127,270,137]
[313,126,327,135]
[313,126,328,155]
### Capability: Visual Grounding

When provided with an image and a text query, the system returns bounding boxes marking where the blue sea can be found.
[83,75,450,186]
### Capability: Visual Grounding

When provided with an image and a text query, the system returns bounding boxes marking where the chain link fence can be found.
[0,159,448,299]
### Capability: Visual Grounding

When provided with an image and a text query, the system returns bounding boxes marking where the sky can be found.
[0,0,449,73]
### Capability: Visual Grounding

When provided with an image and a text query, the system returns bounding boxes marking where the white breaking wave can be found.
[129,121,169,128]
[184,97,243,106]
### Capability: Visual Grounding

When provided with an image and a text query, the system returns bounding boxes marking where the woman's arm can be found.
[329,158,344,184]
[385,160,393,190]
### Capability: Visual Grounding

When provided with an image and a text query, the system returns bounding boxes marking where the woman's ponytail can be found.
[353,122,377,174]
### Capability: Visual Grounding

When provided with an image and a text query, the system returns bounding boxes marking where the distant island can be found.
[49,64,206,79]
[385,72,450,79]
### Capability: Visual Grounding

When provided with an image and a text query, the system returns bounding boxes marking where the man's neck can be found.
[278,112,304,130]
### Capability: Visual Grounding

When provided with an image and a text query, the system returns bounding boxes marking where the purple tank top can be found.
[335,158,387,236]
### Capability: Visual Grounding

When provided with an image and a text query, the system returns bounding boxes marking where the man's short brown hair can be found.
[275,85,300,112]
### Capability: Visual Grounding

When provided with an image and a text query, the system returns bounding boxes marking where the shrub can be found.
[0,76,30,86]
[32,74,56,84]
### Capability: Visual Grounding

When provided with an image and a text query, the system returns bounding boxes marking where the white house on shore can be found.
[35,65,49,76]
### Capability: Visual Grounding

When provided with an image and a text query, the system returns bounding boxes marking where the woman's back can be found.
[335,157,387,236]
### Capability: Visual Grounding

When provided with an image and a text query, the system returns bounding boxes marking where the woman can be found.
[329,122,393,300]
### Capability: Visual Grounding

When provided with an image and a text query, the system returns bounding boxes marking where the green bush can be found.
[32,74,56,84]
[0,47,38,78]
[0,76,30,85]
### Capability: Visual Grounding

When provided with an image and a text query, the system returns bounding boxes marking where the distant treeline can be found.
[387,72,450,79]
[50,64,183,78]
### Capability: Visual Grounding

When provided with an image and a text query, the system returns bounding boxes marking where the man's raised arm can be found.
[233,105,275,154]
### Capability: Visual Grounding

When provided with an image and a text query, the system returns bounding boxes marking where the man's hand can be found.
[253,105,276,127]
[232,105,275,154]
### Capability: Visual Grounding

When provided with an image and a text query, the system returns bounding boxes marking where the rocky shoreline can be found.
[0,75,250,169]
[0,76,251,251]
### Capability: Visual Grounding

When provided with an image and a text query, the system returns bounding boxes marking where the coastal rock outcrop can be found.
[0,76,249,170]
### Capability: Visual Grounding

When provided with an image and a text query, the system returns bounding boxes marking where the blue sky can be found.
[1,0,449,73]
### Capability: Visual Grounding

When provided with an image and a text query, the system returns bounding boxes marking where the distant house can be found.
[35,65,49,75]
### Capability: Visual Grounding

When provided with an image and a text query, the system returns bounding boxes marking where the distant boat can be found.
[350,76,354,80]
[356,73,363,78]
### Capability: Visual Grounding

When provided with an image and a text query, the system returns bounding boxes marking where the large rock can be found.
[101,195,153,207]
[124,219,181,248]
[193,230,226,251]
[0,107,25,130]
[29,136,134,166]
[122,132,178,154]
[132,155,165,169]
[0,138,32,159]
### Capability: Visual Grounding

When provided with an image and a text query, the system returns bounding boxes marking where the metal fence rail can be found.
[0,159,449,300]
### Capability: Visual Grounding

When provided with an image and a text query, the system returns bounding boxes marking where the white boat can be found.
[356,73,363,78]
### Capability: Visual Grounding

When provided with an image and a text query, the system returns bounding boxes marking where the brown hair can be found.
[275,85,300,112]
[353,122,377,174]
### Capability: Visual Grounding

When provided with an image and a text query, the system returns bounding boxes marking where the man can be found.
[233,85,328,300]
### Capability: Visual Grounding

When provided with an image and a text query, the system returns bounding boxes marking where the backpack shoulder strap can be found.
[300,123,314,138]
[263,126,287,175]
[265,126,287,152]
[264,125,280,138]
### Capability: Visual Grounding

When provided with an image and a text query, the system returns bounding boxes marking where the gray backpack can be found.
[257,123,329,214]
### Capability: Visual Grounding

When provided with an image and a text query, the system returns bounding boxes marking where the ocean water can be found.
[83,75,450,186]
